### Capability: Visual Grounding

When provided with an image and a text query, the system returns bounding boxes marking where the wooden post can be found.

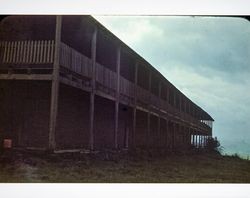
[114,46,121,149]
[173,90,176,108]
[89,26,97,150]
[169,121,172,150]
[196,135,199,148]
[196,135,198,148]
[192,131,194,146]
[198,135,201,148]
[166,85,169,105]
[189,128,191,147]
[193,134,195,147]
[202,135,205,148]
[132,62,138,148]
[48,16,62,151]
[173,122,176,150]
[165,119,168,148]
[202,135,204,148]
[195,134,198,148]
[157,81,161,145]
[179,94,182,112]
[201,135,203,148]
[147,71,152,147]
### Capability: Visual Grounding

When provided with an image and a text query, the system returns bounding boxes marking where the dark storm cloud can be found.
[94,16,250,156]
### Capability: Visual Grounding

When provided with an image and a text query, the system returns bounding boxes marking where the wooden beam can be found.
[166,119,169,149]
[188,127,191,147]
[114,46,121,149]
[0,74,52,80]
[147,71,152,147]
[172,122,175,150]
[157,81,161,144]
[48,15,62,151]
[132,62,138,148]
[89,26,97,150]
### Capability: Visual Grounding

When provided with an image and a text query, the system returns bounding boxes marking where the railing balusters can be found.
[40,40,44,63]
[2,42,7,63]
[36,41,40,63]
[0,40,55,65]
[47,40,51,64]
[50,40,54,63]
[6,42,11,63]
[27,40,30,63]
[43,40,47,63]
[22,41,27,63]
[29,41,33,63]
[9,42,14,63]
[32,41,36,64]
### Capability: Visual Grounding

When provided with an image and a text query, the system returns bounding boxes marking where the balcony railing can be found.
[0,40,54,65]
[96,62,116,91]
[60,42,92,78]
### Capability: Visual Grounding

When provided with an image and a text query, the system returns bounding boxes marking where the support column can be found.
[157,81,161,145]
[202,136,205,148]
[192,134,194,147]
[89,26,97,150]
[200,135,203,148]
[203,136,205,148]
[199,135,202,148]
[172,122,176,150]
[166,119,168,149]
[132,62,138,148]
[196,135,199,148]
[188,128,192,147]
[173,91,176,108]
[48,16,62,151]
[157,116,160,147]
[147,72,152,147]
[114,46,121,149]
[184,98,187,114]
[179,95,182,111]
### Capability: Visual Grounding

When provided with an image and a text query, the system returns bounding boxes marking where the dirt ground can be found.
[0,149,250,183]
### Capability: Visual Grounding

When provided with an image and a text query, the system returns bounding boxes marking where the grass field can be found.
[0,150,250,183]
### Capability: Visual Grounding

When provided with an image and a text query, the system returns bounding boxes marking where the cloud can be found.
[94,16,250,155]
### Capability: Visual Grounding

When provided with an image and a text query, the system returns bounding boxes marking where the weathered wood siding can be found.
[0,80,51,148]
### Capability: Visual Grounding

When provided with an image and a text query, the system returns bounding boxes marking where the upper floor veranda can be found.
[0,15,214,135]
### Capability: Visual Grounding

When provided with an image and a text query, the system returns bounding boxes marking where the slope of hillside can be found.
[0,150,250,183]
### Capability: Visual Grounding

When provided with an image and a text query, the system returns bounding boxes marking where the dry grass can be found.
[0,150,250,183]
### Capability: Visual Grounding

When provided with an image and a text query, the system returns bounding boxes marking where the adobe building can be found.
[0,16,214,152]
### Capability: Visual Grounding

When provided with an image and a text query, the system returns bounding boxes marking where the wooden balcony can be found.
[0,40,212,135]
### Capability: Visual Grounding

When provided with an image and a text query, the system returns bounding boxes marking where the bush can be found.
[206,137,223,154]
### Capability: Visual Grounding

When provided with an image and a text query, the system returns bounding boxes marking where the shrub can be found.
[206,137,223,154]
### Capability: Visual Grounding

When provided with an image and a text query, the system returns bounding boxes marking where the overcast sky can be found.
[94,16,250,157]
